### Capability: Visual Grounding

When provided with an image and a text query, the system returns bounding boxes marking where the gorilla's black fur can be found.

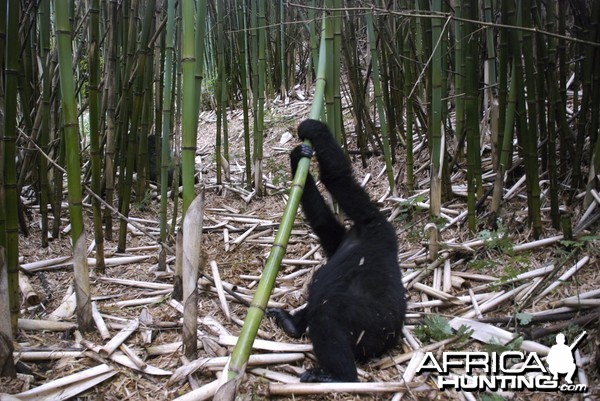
[268,119,406,382]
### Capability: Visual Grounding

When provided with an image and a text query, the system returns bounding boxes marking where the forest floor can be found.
[1,97,599,401]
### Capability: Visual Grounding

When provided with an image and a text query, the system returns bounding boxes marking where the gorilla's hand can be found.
[289,143,313,176]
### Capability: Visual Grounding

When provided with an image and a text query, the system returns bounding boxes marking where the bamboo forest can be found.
[0,0,599,400]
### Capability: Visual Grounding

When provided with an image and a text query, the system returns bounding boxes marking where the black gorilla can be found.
[268,119,406,382]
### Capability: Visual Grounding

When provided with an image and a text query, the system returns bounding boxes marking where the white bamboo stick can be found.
[14,364,117,401]
[99,319,139,357]
[218,335,312,352]
[91,301,111,340]
[210,260,231,321]
[535,256,590,301]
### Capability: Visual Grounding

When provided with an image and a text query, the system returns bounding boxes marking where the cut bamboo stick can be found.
[13,364,117,401]
[210,261,231,321]
[218,335,312,352]
[169,353,305,386]
[99,319,139,357]
[534,256,590,301]
[15,351,83,361]
[91,301,111,340]
[448,317,550,354]
[18,319,77,331]
[19,273,40,305]
[97,277,172,290]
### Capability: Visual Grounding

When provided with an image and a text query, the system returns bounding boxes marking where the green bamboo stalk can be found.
[584,2,600,207]
[254,0,266,196]
[215,0,228,184]
[308,0,319,83]
[53,0,93,331]
[103,0,118,241]
[38,0,51,248]
[521,0,542,238]
[332,0,343,144]
[464,0,482,231]
[181,0,197,215]
[429,0,444,218]
[88,0,105,270]
[160,0,176,243]
[366,12,394,192]
[117,0,155,252]
[3,0,21,336]
[324,0,335,132]
[544,0,561,229]
[495,0,510,170]
[237,1,252,190]
[341,10,367,167]
[115,0,137,250]
[451,0,465,165]
[491,62,518,218]
[221,18,329,395]
[403,20,415,191]
[194,0,207,119]
[279,0,286,96]
[571,1,598,189]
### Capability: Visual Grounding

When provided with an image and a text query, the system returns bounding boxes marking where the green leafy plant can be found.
[414,315,472,343]
[478,220,513,253]
[484,336,523,354]
[515,312,533,326]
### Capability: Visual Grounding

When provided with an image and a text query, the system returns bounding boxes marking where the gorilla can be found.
[268,119,406,382]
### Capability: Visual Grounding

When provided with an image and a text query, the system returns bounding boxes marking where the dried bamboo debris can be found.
[210,261,231,321]
[99,319,139,357]
[11,364,118,401]
[91,301,110,340]
[13,119,599,400]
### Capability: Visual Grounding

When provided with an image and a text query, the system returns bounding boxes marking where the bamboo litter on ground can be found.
[3,108,599,400]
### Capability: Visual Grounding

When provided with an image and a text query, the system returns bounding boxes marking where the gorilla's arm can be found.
[290,144,345,258]
[297,120,385,229]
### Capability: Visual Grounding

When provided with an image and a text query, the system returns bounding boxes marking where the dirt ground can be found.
[2,99,599,400]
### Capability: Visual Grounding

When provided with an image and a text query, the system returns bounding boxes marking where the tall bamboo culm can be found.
[53,0,93,332]
[2,0,20,357]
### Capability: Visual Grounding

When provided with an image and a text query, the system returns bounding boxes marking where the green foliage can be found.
[134,189,154,211]
[484,336,523,354]
[560,235,600,252]
[478,220,513,253]
[515,312,533,325]
[466,258,497,271]
[265,157,288,188]
[414,315,472,342]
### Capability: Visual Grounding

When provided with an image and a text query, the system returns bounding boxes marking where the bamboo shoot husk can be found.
[182,194,205,358]
[48,291,76,321]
